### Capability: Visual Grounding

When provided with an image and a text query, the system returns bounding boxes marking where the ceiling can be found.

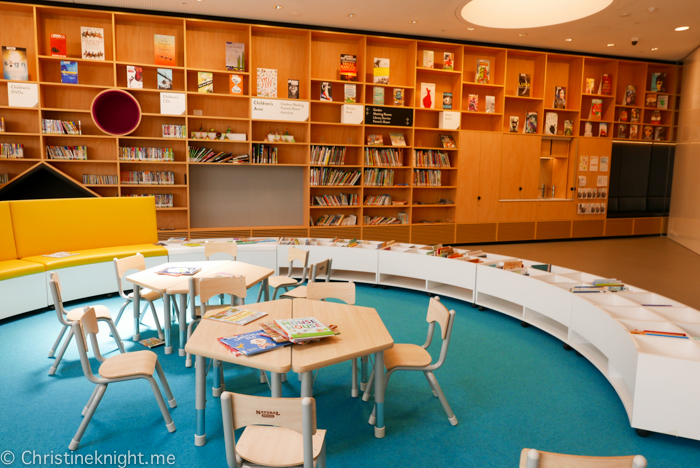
[48,0,700,62]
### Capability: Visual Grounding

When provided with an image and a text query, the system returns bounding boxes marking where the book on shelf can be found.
[154,34,175,66]
[624,85,636,106]
[564,120,573,136]
[509,116,519,133]
[393,88,404,106]
[198,71,213,93]
[389,133,406,146]
[619,108,629,122]
[443,52,454,71]
[518,73,530,97]
[476,59,490,84]
[157,68,173,90]
[127,66,143,88]
[340,54,357,81]
[139,337,165,349]
[225,42,245,71]
[618,124,628,138]
[320,82,333,101]
[645,93,657,108]
[553,86,566,109]
[219,331,291,356]
[544,112,558,135]
[156,266,202,276]
[630,108,640,122]
[50,33,67,57]
[485,95,495,113]
[657,94,668,109]
[205,307,268,326]
[585,78,595,94]
[650,110,661,123]
[651,72,666,92]
[599,122,608,137]
[630,124,639,139]
[230,74,243,95]
[373,57,390,84]
[2,46,28,80]
[654,127,666,141]
[423,50,434,68]
[287,79,299,99]
[257,68,277,97]
[373,86,384,105]
[274,317,336,341]
[442,92,453,110]
[524,111,537,134]
[642,125,654,140]
[599,74,612,95]
[420,83,435,109]
[467,94,478,112]
[344,84,356,103]
[81,27,104,60]
[366,134,384,146]
[440,134,456,149]
[589,99,603,120]
[60,61,78,84]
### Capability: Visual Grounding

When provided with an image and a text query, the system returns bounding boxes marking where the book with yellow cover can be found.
[154,34,176,66]
[205,307,268,325]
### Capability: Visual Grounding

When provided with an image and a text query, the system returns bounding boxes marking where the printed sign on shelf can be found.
[7,82,38,108]
[160,92,186,115]
[340,104,364,124]
[438,111,460,130]
[365,105,413,127]
[251,98,309,122]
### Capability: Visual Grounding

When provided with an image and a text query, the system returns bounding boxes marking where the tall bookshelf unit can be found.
[0,2,680,243]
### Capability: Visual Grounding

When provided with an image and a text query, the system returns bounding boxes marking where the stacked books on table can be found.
[156,266,202,276]
[570,279,626,293]
[219,331,291,356]
[205,307,268,326]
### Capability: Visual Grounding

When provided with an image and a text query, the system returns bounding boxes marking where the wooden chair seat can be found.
[98,350,158,379]
[127,288,162,302]
[236,425,326,467]
[268,275,299,289]
[279,285,308,299]
[384,343,432,370]
[66,304,112,322]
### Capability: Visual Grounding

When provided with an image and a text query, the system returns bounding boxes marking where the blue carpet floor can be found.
[1,283,699,467]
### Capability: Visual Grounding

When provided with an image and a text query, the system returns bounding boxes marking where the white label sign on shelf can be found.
[340,104,364,125]
[160,92,186,115]
[251,98,309,122]
[7,82,38,108]
[439,111,460,130]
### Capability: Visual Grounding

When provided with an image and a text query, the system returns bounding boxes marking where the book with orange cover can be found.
[50,33,67,57]
[154,34,176,66]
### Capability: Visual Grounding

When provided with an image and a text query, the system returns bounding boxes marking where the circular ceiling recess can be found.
[459,0,615,29]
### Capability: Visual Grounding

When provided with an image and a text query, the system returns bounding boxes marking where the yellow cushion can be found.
[0,259,44,281]
[22,244,167,269]
[0,202,18,261]
[10,197,159,259]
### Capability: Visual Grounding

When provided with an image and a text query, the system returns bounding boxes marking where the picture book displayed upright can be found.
[589,99,603,120]
[553,87,566,109]
[509,116,519,132]
[50,34,67,57]
[373,58,390,84]
[257,68,277,97]
[340,54,357,81]
[393,88,404,106]
[443,92,453,110]
[127,66,143,88]
[467,94,478,112]
[423,50,434,68]
[544,113,558,135]
[564,120,573,136]
[60,61,78,84]
[344,84,356,103]
[443,52,454,71]
[225,42,245,71]
[599,122,608,137]
[157,68,173,90]
[476,59,490,84]
[81,27,104,60]
[518,73,530,97]
[420,83,436,109]
[657,94,668,109]
[599,74,612,95]
[618,123,627,139]
[287,79,299,99]
[198,72,213,93]
[524,112,537,134]
[320,82,332,101]
[630,124,639,139]
[651,72,666,92]
[624,85,636,106]
[645,94,657,108]
[230,74,243,95]
[154,34,175,66]
[485,96,495,113]
[2,47,28,80]
[373,86,384,105]
[585,78,595,94]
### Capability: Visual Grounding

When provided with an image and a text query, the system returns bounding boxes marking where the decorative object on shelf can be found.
[509,116,519,133]
[230,74,243,95]
[476,59,490,84]
[485,95,495,113]
[553,86,566,109]
[585,78,595,94]
[544,113,558,135]
[373,86,384,105]
[373,57,389,84]
[197,72,213,93]
[651,72,666,92]
[467,94,478,112]
[60,61,78,84]
[91,89,142,136]
[80,27,104,60]
[320,81,332,101]
[624,85,636,106]
[157,68,172,90]
[524,111,537,134]
[2,46,28,80]
[599,122,608,137]
[443,92,453,110]
[344,84,356,103]
[443,52,454,71]
[340,53,357,81]
[423,50,434,69]
[127,65,142,88]
[50,33,66,57]
[599,73,612,95]
[287,79,299,99]
[393,88,404,106]
[420,83,435,109]
[257,67,277,97]
[225,42,245,71]
[589,99,603,120]
[518,73,530,97]
[564,120,573,136]
[154,34,175,66]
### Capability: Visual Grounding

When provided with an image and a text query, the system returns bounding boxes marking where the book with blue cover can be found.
[60,61,78,84]
[218,331,291,356]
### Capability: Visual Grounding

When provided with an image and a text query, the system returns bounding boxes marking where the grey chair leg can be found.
[362,368,375,402]
[155,361,177,408]
[260,369,267,384]
[423,370,439,397]
[81,385,101,416]
[70,384,107,451]
[221,393,237,468]
[425,371,458,426]
[101,319,126,354]
[49,324,68,358]
[50,328,74,376]
[317,439,327,468]
[113,300,130,327]
[146,375,176,433]
[360,355,369,391]
[256,285,265,303]
[351,359,359,397]
[147,299,164,339]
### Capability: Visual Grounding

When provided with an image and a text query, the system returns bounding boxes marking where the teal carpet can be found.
[1,283,699,467]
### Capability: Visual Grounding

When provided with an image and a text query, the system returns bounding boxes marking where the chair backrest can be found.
[423,297,455,369]
[189,275,247,318]
[221,392,317,468]
[519,448,647,468]
[204,240,237,261]
[70,307,106,384]
[285,247,309,278]
[310,258,332,283]
[113,253,146,299]
[48,271,69,324]
[307,281,355,304]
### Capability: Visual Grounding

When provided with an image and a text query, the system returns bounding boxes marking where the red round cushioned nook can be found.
[91,89,142,135]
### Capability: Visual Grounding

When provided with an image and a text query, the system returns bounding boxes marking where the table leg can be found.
[374,351,385,438]
[270,372,282,397]
[132,284,141,341]
[179,293,188,357]
[263,278,270,302]
[361,355,369,391]
[163,293,172,354]
[195,354,206,446]
[301,371,313,398]
[212,359,224,397]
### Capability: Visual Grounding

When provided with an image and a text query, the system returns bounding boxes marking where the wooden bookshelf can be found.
[0,1,678,244]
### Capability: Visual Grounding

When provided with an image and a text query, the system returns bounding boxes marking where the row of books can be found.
[162,125,186,139]
[123,193,174,208]
[251,144,279,164]
[41,119,81,135]
[363,168,395,187]
[310,145,347,165]
[413,150,450,168]
[120,171,175,185]
[312,193,358,206]
[309,168,361,186]
[413,169,442,187]
[0,173,8,184]
[119,147,175,162]
[0,143,24,158]
[46,145,87,160]
[82,174,117,185]
[312,214,357,226]
[363,215,404,225]
[364,194,392,205]
[188,146,249,163]
[364,148,403,167]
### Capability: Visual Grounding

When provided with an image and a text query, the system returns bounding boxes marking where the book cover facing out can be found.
[443,52,454,71]
[373,57,389,84]
[393,88,404,106]
[50,33,67,57]
[320,81,332,101]
[288,79,299,99]
[60,61,78,84]
[344,84,356,103]
[476,59,490,84]
[230,74,243,95]
[2,47,28,80]
[154,34,176,66]
[420,83,435,109]
[198,72,213,93]
[518,73,530,97]
[225,42,245,71]
[340,54,357,81]
[443,92,453,110]
[127,65,143,88]
[81,27,105,60]
[373,86,384,105]
[157,68,172,90]
[257,68,277,98]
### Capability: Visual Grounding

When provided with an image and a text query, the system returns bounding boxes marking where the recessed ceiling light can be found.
[274,5,283,9]
[651,47,659,51]
[565,38,573,42]
[519,33,527,37]
[607,43,614,46]
[346,13,355,17]
[675,26,690,31]
[290,11,301,16]
[408,20,418,24]
[467,27,475,31]
[460,0,614,29]
[648,7,656,13]
[621,12,630,17]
